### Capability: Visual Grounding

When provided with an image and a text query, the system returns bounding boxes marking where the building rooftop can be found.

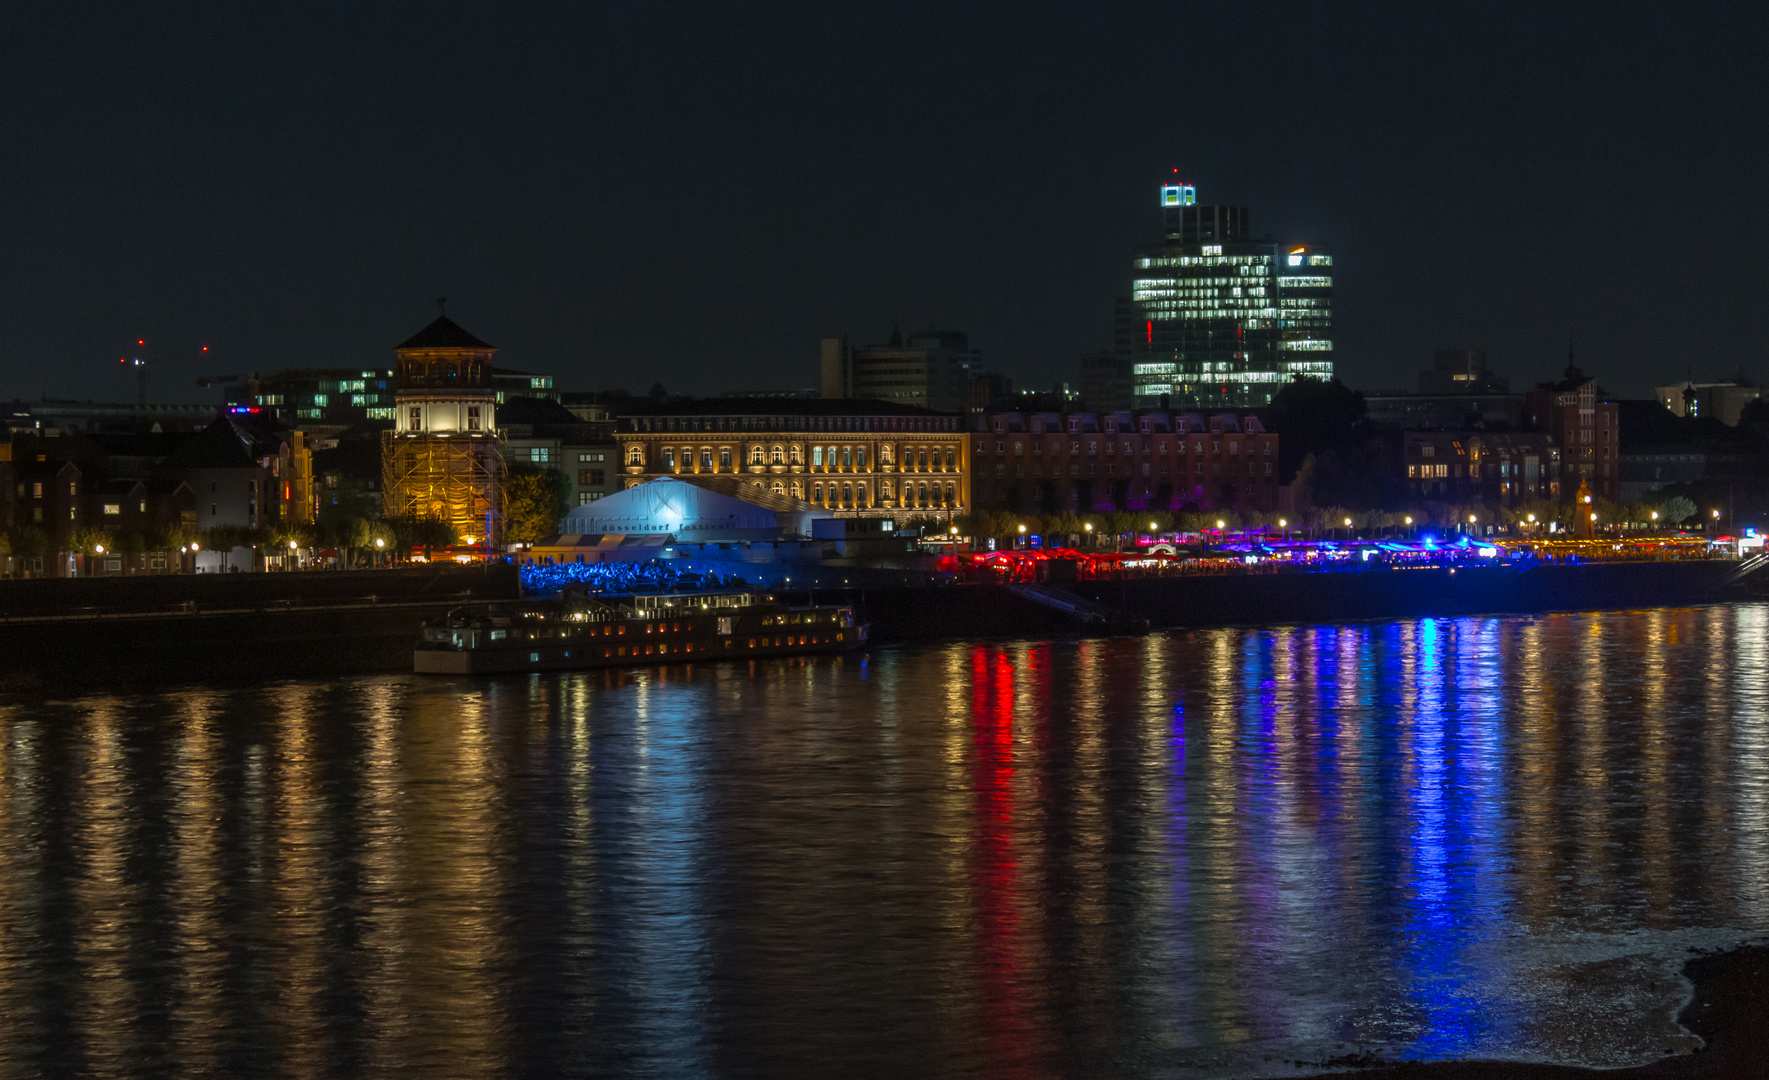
[396,315,494,352]
[620,397,954,418]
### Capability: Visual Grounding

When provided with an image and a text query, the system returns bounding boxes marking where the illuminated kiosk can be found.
[381,313,503,547]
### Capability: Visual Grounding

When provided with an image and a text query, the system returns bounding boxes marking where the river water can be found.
[1,604,1766,1078]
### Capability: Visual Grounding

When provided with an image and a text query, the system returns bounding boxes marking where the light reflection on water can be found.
[0,605,1766,1077]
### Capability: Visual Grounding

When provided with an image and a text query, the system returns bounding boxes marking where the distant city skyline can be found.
[1,5,1761,405]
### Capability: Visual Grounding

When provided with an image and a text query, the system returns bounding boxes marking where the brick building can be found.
[1402,431,1561,505]
[969,410,1279,514]
[1524,364,1620,502]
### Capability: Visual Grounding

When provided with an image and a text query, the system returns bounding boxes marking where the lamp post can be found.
[1017,523,1027,551]
[1343,516,1353,543]
[1278,518,1287,543]
[1084,521,1093,549]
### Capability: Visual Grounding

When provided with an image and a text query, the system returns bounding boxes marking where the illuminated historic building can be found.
[1120,180,1333,410]
[618,399,967,516]
[381,314,503,544]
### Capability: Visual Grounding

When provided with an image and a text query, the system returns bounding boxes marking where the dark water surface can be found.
[2,605,1767,1078]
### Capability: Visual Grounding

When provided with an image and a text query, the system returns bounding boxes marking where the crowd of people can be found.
[520,559,750,595]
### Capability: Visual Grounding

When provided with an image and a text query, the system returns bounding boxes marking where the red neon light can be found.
[1146,320,1153,343]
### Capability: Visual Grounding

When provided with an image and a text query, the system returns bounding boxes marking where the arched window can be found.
[842,482,853,506]
[663,447,675,468]
[857,483,869,506]
[813,483,823,503]
[918,482,929,504]
[627,445,644,466]
[855,447,867,469]
[749,445,765,465]
[842,447,852,469]
[771,481,785,495]
[791,480,803,498]
[813,447,823,467]
[790,445,803,465]
[945,448,955,470]
[918,449,928,470]
[770,445,784,465]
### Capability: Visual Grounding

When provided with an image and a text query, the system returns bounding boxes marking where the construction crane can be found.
[119,340,211,411]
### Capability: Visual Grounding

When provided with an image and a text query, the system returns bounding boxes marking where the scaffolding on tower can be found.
[381,431,504,548]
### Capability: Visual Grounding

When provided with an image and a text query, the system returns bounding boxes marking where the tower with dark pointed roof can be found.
[382,309,504,547]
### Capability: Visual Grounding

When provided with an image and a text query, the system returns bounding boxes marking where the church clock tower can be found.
[381,305,503,548]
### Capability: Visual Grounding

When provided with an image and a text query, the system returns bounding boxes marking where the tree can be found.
[1262,376,1370,482]
[203,524,244,571]
[505,466,570,544]
[1661,495,1697,525]
[413,517,457,560]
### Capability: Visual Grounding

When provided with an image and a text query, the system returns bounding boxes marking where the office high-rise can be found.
[1124,181,1333,409]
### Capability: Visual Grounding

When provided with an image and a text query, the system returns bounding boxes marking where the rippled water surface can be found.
[2,605,1768,1078]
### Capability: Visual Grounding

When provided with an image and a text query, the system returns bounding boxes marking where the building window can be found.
[578,452,605,463]
[750,446,765,465]
[719,448,732,468]
[467,405,481,431]
[627,446,643,465]
[103,503,121,515]
[580,469,606,485]
[408,406,423,431]
[31,482,42,498]
[813,447,823,467]
[531,447,551,464]
[577,492,603,505]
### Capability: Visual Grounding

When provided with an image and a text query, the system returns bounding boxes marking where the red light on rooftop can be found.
[137,339,144,345]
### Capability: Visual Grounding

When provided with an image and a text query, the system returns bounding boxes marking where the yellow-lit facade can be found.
[619,404,967,515]
[381,317,503,544]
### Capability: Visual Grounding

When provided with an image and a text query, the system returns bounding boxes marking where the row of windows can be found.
[632,416,958,433]
[407,405,483,432]
[984,438,1272,457]
[993,461,1271,478]
[633,443,958,469]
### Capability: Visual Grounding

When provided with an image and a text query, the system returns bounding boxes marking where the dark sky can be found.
[3,3,1765,405]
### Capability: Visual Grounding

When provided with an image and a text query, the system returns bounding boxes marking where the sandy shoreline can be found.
[1299,944,1769,1079]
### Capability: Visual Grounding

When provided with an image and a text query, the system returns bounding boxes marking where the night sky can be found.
[3,3,1764,405]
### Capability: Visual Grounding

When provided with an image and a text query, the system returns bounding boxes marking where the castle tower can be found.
[381,310,503,548]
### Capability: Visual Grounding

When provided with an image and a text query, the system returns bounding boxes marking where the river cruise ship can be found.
[414,590,867,674]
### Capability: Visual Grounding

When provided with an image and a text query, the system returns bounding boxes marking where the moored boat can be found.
[414,590,867,674]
